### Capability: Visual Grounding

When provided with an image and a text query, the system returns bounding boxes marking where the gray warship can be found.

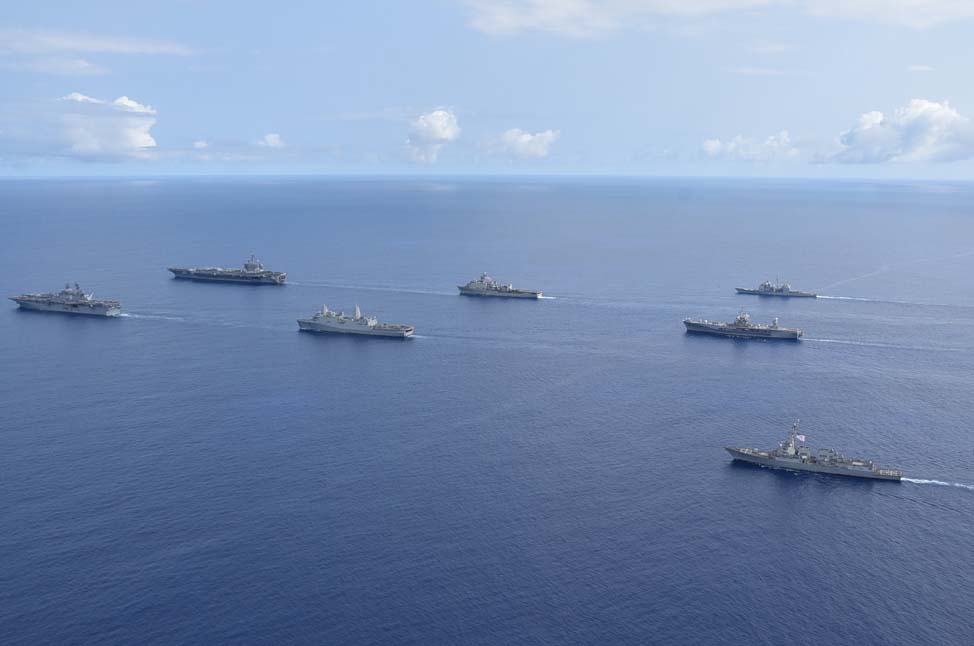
[168,254,286,285]
[458,273,542,299]
[10,283,121,317]
[726,421,903,481]
[684,310,802,340]
[298,305,414,338]
[736,279,816,298]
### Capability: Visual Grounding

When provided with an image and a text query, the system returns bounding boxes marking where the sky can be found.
[2,0,974,178]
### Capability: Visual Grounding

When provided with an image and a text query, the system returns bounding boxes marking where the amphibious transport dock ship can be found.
[298,305,414,338]
[458,273,542,299]
[726,421,903,481]
[684,311,802,340]
[736,280,816,298]
[10,283,121,317]
[168,254,286,285]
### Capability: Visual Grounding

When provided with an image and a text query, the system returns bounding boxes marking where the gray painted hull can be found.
[169,269,286,285]
[726,448,901,481]
[735,288,817,298]
[684,321,801,340]
[12,299,121,317]
[458,287,540,298]
[297,319,413,338]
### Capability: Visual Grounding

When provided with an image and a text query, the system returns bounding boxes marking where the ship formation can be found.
[168,254,286,285]
[684,310,803,340]
[726,422,903,481]
[298,304,414,338]
[458,273,542,299]
[10,283,121,317]
[8,257,924,476]
[736,279,817,298]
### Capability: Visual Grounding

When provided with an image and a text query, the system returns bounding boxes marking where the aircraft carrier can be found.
[458,273,542,299]
[736,279,816,298]
[298,304,414,338]
[726,421,903,481]
[10,283,121,317]
[684,311,802,340]
[168,254,286,285]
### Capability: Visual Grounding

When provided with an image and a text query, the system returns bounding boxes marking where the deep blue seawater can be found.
[1,177,972,646]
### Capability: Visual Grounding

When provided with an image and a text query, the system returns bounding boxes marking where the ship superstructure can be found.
[9,283,121,317]
[298,304,414,338]
[458,273,542,299]
[736,279,816,298]
[168,254,286,285]
[684,310,802,340]
[726,421,903,481]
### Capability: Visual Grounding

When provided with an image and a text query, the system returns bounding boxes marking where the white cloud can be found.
[256,133,285,148]
[703,130,799,161]
[0,29,192,56]
[808,1,974,29]
[906,64,935,73]
[464,1,974,36]
[193,140,209,149]
[2,57,105,75]
[494,128,561,158]
[53,92,158,157]
[406,109,460,163]
[829,99,974,163]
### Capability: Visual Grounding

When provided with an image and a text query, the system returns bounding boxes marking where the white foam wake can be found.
[903,478,974,491]
[120,312,185,322]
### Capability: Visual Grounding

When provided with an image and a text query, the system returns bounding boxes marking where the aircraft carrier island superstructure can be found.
[458,273,542,299]
[726,421,903,481]
[684,311,802,340]
[10,283,122,317]
[168,254,286,285]
[298,305,414,338]
[736,280,816,298]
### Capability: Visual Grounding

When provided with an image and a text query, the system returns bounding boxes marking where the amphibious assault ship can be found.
[10,283,121,317]
[168,254,286,285]
[726,421,903,481]
[736,279,816,298]
[298,305,414,338]
[684,311,802,340]
[458,273,542,299]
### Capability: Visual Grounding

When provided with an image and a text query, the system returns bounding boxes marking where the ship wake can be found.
[290,280,454,297]
[120,312,186,322]
[903,478,974,491]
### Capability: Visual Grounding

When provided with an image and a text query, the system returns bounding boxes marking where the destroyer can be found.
[10,283,121,317]
[726,421,903,481]
[168,254,286,285]
[684,310,802,340]
[458,273,542,299]
[298,305,414,338]
[736,279,816,298]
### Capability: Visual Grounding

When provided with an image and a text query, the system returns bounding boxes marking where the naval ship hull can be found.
[457,287,541,299]
[168,269,286,285]
[725,448,901,481]
[297,319,413,338]
[11,299,121,317]
[684,321,801,340]
[735,288,816,298]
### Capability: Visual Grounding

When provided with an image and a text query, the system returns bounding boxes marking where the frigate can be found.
[297,305,414,338]
[458,273,542,299]
[168,254,286,285]
[683,310,802,340]
[736,279,816,298]
[726,421,903,481]
[9,283,121,317]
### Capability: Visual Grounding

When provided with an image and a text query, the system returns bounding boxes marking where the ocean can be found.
[1,176,972,645]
